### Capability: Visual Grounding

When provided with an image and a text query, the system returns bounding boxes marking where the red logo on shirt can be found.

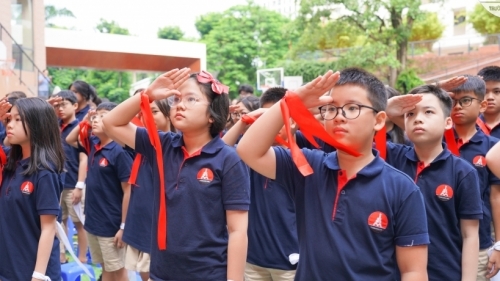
[197,168,214,184]
[367,211,388,232]
[436,184,454,201]
[20,181,34,195]
[99,158,108,167]
[473,155,486,167]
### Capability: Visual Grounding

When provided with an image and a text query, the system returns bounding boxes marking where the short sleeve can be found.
[385,142,412,167]
[35,173,61,216]
[488,168,500,186]
[135,127,155,161]
[394,188,430,247]
[457,169,483,219]
[222,160,251,210]
[273,147,305,196]
[114,149,133,183]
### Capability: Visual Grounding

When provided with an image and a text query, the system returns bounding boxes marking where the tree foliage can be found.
[196,4,294,97]
[95,19,130,35]
[395,68,424,94]
[45,5,75,28]
[410,12,445,42]
[157,26,185,40]
[469,4,500,35]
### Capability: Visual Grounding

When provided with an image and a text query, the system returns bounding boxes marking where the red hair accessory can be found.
[196,71,229,94]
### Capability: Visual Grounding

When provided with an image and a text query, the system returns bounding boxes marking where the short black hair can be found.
[451,75,486,100]
[55,90,78,104]
[190,73,230,137]
[238,84,254,95]
[478,66,500,82]
[335,67,387,112]
[408,85,452,117]
[239,95,260,112]
[96,102,117,112]
[7,91,27,98]
[69,80,97,102]
[260,87,287,107]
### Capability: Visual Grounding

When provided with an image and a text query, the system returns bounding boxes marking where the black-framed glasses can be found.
[452,97,480,108]
[318,103,379,120]
[230,112,247,119]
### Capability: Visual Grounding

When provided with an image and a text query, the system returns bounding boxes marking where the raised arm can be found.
[236,71,337,179]
[385,95,423,130]
[66,122,82,148]
[487,142,500,178]
[102,68,190,149]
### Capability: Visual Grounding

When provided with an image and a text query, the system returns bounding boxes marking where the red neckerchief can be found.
[444,128,460,156]
[375,126,386,160]
[128,116,145,186]
[476,118,491,136]
[79,121,92,154]
[241,115,289,147]
[280,91,361,176]
[0,145,7,186]
[139,92,167,250]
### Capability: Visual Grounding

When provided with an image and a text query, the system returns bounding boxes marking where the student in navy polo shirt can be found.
[53,90,89,264]
[477,66,500,138]
[223,87,299,281]
[102,68,251,281]
[69,80,97,121]
[385,84,483,281]
[124,98,174,281]
[449,76,500,280]
[67,102,132,281]
[0,98,65,281]
[237,68,430,281]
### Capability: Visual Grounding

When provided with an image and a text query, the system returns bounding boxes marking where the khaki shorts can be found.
[60,189,84,222]
[87,232,125,272]
[125,245,150,273]
[245,262,296,281]
[477,248,490,281]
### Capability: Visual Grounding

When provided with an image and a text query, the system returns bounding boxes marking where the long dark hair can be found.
[69,80,98,104]
[5,98,65,175]
[189,73,230,137]
[385,86,406,144]
[239,95,260,112]
[155,99,176,132]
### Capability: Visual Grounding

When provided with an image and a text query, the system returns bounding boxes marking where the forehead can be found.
[485,81,500,89]
[178,78,205,96]
[330,84,371,105]
[415,94,441,108]
[96,109,109,114]
[453,90,476,99]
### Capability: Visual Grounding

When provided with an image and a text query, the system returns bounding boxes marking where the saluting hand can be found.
[0,99,12,121]
[295,70,339,109]
[437,76,467,92]
[386,94,424,119]
[145,68,191,101]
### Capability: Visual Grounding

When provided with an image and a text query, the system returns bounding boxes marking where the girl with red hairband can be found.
[102,68,250,281]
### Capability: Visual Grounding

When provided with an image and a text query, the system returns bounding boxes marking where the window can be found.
[11,0,34,71]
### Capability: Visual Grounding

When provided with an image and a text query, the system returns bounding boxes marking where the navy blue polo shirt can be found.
[479,114,500,139]
[273,147,429,281]
[75,104,90,122]
[295,130,335,152]
[0,122,5,142]
[0,159,62,281]
[247,169,299,270]
[455,129,500,249]
[60,119,80,189]
[386,142,483,281]
[135,128,251,281]
[84,136,133,237]
[123,153,154,253]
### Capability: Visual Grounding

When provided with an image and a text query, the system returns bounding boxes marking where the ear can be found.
[72,103,78,110]
[208,117,214,124]
[444,116,453,130]
[479,99,488,113]
[373,111,387,132]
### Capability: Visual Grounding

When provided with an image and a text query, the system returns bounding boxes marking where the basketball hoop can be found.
[0,59,16,76]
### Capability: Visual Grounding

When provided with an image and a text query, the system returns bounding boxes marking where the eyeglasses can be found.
[90,113,107,122]
[167,94,208,108]
[230,112,247,119]
[54,102,71,109]
[318,103,379,120]
[452,97,480,108]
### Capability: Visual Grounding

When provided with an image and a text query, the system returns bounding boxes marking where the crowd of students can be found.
[0,65,499,281]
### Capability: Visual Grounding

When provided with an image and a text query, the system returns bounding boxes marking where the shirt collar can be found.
[453,127,485,144]
[404,143,451,163]
[324,149,384,177]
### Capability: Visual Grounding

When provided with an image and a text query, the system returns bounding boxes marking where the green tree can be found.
[95,19,130,35]
[157,26,185,40]
[469,4,500,34]
[196,4,294,97]
[45,5,75,28]
[195,12,223,39]
[410,12,445,42]
[298,0,436,86]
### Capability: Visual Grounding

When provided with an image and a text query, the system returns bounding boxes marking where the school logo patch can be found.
[436,184,454,201]
[196,168,214,184]
[20,181,34,195]
[99,158,108,167]
[473,155,486,167]
[367,211,388,232]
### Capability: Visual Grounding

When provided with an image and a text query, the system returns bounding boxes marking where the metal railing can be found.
[0,23,50,96]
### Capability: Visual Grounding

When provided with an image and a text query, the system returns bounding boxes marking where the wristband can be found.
[75,181,85,189]
[32,271,50,281]
[493,241,500,251]
[120,223,125,230]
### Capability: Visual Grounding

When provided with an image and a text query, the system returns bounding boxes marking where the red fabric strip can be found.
[0,145,6,186]
[280,91,361,176]
[131,116,143,127]
[476,118,491,136]
[128,154,142,186]
[444,128,460,156]
[79,121,91,154]
[241,114,289,148]
[140,93,167,250]
[374,126,386,160]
